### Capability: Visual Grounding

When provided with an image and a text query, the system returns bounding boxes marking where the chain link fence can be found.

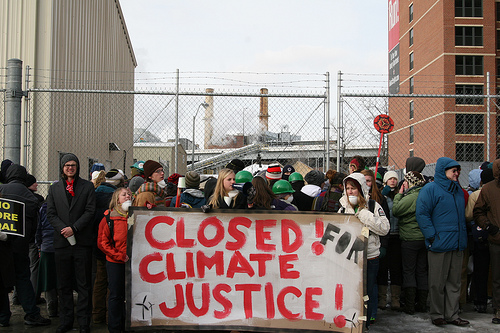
[3,67,497,194]
[338,72,499,186]
[2,67,331,195]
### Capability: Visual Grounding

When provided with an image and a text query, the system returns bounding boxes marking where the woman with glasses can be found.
[132,160,167,207]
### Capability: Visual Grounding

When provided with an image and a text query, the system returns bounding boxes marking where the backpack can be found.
[104,210,115,247]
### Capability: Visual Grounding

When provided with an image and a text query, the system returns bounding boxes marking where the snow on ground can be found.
[371,303,499,333]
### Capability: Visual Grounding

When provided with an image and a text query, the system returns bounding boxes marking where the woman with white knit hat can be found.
[378,170,403,311]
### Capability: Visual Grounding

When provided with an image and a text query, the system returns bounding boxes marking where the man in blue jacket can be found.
[416,157,469,327]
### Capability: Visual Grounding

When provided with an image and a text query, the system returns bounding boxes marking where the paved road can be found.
[3,294,500,332]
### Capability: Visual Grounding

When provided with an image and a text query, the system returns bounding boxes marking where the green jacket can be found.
[392,186,424,241]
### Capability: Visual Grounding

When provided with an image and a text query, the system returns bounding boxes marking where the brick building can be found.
[388,0,499,167]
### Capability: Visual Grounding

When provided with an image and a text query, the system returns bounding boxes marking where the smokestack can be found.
[259,88,269,133]
[204,88,214,149]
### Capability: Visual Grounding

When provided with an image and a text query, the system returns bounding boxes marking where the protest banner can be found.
[0,198,25,237]
[127,208,367,332]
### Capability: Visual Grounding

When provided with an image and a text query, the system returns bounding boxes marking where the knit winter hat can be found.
[25,174,37,188]
[130,160,145,172]
[90,163,105,174]
[143,160,163,180]
[167,173,181,185]
[105,169,124,186]
[480,168,494,184]
[185,171,200,189]
[331,172,346,186]
[404,171,425,188]
[128,176,145,193]
[304,170,326,186]
[225,159,245,173]
[266,164,282,180]
[281,165,295,181]
[383,170,399,184]
[480,161,490,170]
[0,159,13,183]
[91,171,101,181]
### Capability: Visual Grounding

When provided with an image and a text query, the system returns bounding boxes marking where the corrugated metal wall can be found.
[0,0,136,180]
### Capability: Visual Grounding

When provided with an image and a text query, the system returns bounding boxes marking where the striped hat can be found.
[266,164,282,180]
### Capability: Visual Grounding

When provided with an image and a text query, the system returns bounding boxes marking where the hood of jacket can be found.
[434,157,461,193]
[4,164,27,183]
[494,159,500,180]
[96,182,117,194]
[342,172,370,199]
[300,184,322,197]
[468,168,482,190]
[60,153,80,180]
[183,188,204,198]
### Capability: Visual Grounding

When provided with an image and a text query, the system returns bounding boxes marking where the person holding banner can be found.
[98,187,132,333]
[337,172,390,328]
[208,168,246,209]
[0,164,51,327]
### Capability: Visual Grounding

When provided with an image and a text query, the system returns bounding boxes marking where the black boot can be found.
[415,289,428,312]
[403,287,416,315]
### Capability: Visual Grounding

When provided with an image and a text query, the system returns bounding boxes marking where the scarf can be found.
[66,180,75,197]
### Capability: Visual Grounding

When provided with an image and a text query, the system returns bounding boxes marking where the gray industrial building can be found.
[0,0,136,180]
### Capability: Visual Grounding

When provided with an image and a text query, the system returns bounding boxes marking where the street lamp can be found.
[192,102,209,170]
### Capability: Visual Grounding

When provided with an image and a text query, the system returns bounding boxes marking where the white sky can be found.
[119,0,388,78]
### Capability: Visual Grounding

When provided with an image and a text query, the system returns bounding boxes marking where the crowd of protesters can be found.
[2,152,500,331]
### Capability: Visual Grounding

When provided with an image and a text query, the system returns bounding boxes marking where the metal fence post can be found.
[336,71,342,172]
[4,58,23,164]
[175,69,179,173]
[486,72,490,162]
[325,72,330,172]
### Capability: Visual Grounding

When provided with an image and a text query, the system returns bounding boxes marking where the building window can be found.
[409,52,414,70]
[409,101,414,119]
[409,4,414,22]
[409,77,414,94]
[455,0,483,18]
[456,84,483,105]
[410,126,414,143]
[456,143,484,162]
[455,26,483,46]
[456,55,483,75]
[497,29,500,49]
[409,28,414,46]
[497,2,500,21]
[456,114,483,134]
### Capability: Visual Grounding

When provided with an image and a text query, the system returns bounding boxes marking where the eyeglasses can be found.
[154,169,164,174]
[449,168,460,174]
[64,164,77,168]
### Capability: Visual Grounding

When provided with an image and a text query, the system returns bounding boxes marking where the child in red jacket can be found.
[97,187,132,333]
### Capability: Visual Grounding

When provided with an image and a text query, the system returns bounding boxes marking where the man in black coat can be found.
[0,164,51,327]
[47,153,96,333]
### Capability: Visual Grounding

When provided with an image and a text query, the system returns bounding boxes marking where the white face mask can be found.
[285,195,294,203]
[227,189,239,198]
[157,180,166,188]
[121,200,132,212]
[348,195,358,206]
